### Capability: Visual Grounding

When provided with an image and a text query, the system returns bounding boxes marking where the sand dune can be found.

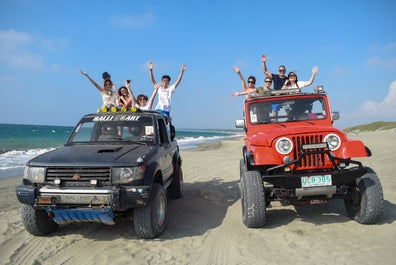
[0,130,395,265]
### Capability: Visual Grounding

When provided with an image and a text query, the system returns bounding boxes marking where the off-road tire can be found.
[167,163,183,199]
[134,183,167,238]
[240,170,267,228]
[239,158,246,178]
[21,204,59,236]
[344,167,384,224]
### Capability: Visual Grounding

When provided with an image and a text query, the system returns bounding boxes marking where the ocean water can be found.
[0,123,242,179]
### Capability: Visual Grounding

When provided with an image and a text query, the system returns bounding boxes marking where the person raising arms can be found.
[117,83,132,107]
[261,54,288,90]
[149,62,187,118]
[80,70,118,108]
[233,77,272,98]
[282,66,319,91]
[124,80,159,111]
[232,66,257,96]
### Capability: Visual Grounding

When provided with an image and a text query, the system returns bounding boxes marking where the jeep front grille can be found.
[46,167,111,186]
[292,134,326,169]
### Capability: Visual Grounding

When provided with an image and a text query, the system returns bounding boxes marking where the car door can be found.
[157,118,174,180]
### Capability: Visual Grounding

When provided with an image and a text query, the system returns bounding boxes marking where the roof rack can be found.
[247,88,301,99]
[269,88,301,96]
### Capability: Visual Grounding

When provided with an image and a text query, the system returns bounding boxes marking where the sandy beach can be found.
[1,130,395,265]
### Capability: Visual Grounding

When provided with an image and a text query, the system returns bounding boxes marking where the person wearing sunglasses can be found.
[261,54,288,90]
[232,66,257,97]
[233,77,272,98]
[124,80,159,111]
[282,66,319,91]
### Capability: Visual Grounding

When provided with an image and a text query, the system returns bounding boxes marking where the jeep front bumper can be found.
[261,166,367,189]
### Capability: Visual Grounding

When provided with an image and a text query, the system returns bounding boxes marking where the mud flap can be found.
[47,208,115,225]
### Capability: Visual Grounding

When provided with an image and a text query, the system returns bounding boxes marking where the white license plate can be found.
[301,175,332,187]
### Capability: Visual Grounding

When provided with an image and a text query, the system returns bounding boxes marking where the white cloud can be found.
[359,80,396,119]
[0,29,44,69]
[41,37,69,51]
[333,65,350,77]
[366,56,396,70]
[111,11,154,28]
[369,42,396,54]
[0,29,68,70]
[366,42,396,70]
[0,29,35,47]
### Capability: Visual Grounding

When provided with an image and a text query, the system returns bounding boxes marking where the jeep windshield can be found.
[248,96,327,124]
[67,114,156,145]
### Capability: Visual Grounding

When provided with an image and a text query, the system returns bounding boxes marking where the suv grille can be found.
[292,134,326,169]
[46,167,111,186]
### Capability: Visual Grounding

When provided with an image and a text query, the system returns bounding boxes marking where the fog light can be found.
[111,106,118,112]
[284,166,291,172]
[283,156,292,164]
[54,179,61,185]
[90,179,98,186]
[339,162,346,169]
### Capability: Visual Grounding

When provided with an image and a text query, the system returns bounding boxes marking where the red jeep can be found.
[235,87,383,227]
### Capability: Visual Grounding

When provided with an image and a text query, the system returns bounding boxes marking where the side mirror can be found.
[235,119,245,128]
[332,111,340,121]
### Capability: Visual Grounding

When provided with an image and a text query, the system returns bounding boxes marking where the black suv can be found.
[16,110,183,239]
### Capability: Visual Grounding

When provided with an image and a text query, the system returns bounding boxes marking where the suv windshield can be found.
[68,115,156,144]
[249,96,327,124]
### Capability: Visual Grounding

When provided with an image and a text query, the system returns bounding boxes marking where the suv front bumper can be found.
[16,185,152,211]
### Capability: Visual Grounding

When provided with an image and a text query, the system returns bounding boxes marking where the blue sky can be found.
[0,0,395,129]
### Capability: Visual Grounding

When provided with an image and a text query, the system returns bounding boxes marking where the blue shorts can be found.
[156,109,170,117]
[272,104,280,112]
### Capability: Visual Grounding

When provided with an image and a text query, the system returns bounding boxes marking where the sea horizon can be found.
[0,123,243,179]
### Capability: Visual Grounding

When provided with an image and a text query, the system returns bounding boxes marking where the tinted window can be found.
[249,97,327,124]
[68,115,156,144]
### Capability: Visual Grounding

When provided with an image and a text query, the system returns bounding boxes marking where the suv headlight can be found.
[24,166,45,183]
[324,133,341,150]
[112,167,144,184]
[276,138,293,154]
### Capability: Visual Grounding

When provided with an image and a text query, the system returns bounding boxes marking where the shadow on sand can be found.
[51,178,241,240]
[50,179,396,240]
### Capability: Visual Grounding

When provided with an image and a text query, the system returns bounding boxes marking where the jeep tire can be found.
[240,169,267,228]
[239,158,246,178]
[21,204,59,236]
[134,183,167,238]
[167,163,183,199]
[344,167,384,224]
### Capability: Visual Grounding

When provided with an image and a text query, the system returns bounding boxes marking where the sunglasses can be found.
[265,80,272,83]
[248,80,255,84]
[138,98,147,101]
[289,74,296,77]
[278,70,286,73]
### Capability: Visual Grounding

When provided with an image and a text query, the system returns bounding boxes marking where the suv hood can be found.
[248,125,343,146]
[27,144,154,167]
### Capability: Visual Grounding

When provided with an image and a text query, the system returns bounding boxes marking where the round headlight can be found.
[276,137,293,154]
[324,133,341,150]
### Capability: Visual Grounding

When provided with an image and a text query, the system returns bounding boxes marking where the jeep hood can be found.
[27,144,154,167]
[247,125,344,146]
